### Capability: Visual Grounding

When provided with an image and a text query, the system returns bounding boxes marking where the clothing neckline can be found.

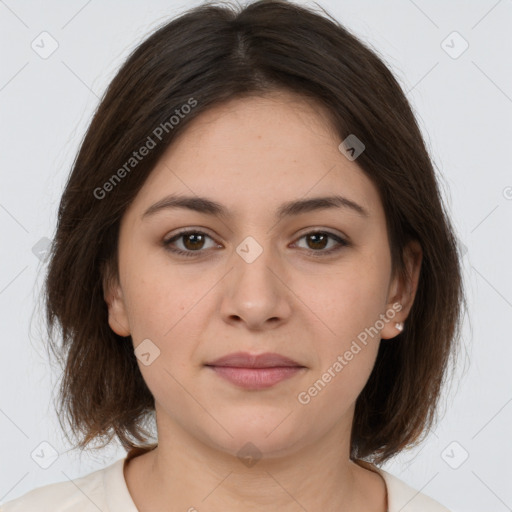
[103,456,139,511]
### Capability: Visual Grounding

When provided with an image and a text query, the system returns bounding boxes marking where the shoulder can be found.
[0,458,127,512]
[374,467,452,512]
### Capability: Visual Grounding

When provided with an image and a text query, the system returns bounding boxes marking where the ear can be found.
[102,263,131,337]
[380,239,422,340]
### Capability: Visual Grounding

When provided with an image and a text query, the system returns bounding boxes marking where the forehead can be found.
[125,92,384,224]
[173,91,338,153]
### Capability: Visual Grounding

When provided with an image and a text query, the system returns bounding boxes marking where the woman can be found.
[2,1,464,510]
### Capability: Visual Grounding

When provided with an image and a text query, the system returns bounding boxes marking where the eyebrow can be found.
[141,194,369,221]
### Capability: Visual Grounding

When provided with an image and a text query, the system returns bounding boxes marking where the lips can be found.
[205,351,304,369]
[205,352,306,390]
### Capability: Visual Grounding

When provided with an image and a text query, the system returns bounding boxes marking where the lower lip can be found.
[207,366,304,389]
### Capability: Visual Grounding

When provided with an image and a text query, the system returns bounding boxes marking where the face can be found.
[105,91,420,460]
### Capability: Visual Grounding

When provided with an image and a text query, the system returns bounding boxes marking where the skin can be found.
[104,91,422,512]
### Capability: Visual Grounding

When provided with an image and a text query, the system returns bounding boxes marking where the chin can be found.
[198,415,311,462]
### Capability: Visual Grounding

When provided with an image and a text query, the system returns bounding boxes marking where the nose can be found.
[219,240,293,331]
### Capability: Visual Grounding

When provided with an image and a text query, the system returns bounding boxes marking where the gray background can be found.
[1,0,511,510]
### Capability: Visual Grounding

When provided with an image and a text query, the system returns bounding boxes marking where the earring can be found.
[395,322,404,332]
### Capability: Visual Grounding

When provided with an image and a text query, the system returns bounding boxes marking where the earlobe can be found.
[380,302,406,340]
[103,272,131,337]
[381,240,423,340]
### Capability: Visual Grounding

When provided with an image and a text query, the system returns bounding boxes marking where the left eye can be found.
[292,231,349,255]
[162,229,349,257]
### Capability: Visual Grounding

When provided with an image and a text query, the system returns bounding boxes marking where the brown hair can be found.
[43,0,466,465]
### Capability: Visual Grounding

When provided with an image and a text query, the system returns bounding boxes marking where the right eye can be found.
[162,229,221,257]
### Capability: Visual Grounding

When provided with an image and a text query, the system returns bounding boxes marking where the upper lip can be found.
[205,352,304,368]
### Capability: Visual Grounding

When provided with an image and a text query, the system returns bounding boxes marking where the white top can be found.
[0,457,451,511]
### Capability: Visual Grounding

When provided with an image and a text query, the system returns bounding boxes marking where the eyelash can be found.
[162,229,350,258]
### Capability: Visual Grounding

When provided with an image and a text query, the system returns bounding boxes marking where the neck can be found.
[123,417,387,512]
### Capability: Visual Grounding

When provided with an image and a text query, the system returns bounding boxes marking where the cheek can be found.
[305,255,390,341]
[298,345,378,425]
[122,266,210,376]
[297,273,385,416]
[121,254,195,337]
[123,273,202,412]
[297,253,389,399]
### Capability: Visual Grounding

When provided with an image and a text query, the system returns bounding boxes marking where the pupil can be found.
[309,233,327,250]
[185,233,204,250]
